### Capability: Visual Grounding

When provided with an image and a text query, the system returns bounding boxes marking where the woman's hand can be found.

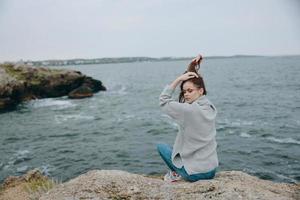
[177,72,199,81]
[169,72,199,90]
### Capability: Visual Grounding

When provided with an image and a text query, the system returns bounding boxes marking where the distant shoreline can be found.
[2,55,300,67]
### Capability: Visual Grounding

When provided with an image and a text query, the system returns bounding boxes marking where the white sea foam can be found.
[5,150,31,168]
[231,120,253,126]
[220,119,254,127]
[15,150,30,156]
[230,121,241,126]
[14,150,31,161]
[116,114,136,122]
[117,85,128,95]
[161,114,179,128]
[29,99,76,110]
[122,114,135,120]
[266,137,300,145]
[242,121,254,126]
[54,114,95,124]
[17,165,29,173]
[107,85,128,95]
[39,165,52,176]
[3,165,10,170]
[240,132,251,138]
[170,121,179,128]
[276,174,298,183]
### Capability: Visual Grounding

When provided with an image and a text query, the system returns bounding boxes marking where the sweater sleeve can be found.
[159,85,191,125]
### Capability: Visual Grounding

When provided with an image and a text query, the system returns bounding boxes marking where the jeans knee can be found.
[156,143,167,152]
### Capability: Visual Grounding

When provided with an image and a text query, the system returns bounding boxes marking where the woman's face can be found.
[182,81,203,104]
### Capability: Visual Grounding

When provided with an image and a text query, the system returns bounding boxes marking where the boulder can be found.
[82,76,106,92]
[68,86,93,99]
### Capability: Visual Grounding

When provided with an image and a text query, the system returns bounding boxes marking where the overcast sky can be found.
[0,0,299,62]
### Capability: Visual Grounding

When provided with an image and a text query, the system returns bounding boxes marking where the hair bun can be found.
[187,60,201,74]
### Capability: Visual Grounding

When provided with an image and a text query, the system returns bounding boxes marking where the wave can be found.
[243,168,298,183]
[106,85,128,95]
[38,165,52,176]
[240,132,251,138]
[54,114,95,123]
[218,119,254,128]
[275,174,298,184]
[4,136,27,143]
[3,150,32,169]
[48,133,79,138]
[266,136,300,145]
[12,150,32,165]
[11,150,30,160]
[230,120,254,127]
[17,165,29,173]
[161,114,179,128]
[116,114,136,122]
[28,98,76,110]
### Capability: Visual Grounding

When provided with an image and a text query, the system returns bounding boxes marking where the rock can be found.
[0,63,106,110]
[0,169,53,200]
[68,86,93,99]
[2,169,46,189]
[82,76,106,92]
[0,97,15,110]
[39,170,300,200]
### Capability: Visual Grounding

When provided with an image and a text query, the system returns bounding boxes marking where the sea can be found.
[0,56,299,184]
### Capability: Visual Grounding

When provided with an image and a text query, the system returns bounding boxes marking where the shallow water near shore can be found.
[1,56,300,183]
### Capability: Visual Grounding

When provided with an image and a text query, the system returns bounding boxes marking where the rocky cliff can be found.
[0,63,106,110]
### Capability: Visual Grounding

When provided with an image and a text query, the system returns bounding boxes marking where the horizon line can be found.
[1,54,300,63]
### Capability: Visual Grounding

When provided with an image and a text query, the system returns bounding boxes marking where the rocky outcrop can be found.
[0,169,54,200]
[40,170,299,200]
[1,169,299,200]
[0,63,106,110]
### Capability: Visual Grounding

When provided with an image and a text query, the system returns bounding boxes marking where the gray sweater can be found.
[159,85,219,175]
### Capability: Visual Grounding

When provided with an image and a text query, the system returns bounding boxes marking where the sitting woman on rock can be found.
[157,55,218,182]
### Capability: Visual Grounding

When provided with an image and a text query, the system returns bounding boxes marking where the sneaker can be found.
[163,171,182,182]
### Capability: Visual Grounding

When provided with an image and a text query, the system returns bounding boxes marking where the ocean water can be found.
[0,56,299,183]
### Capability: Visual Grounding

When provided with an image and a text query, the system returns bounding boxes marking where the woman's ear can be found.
[199,88,204,95]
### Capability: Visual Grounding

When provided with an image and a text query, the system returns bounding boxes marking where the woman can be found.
[157,55,218,182]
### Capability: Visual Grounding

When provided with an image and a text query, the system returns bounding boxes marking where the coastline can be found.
[7,55,300,67]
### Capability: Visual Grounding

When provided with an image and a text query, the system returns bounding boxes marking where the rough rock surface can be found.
[0,169,51,200]
[68,85,93,99]
[39,170,299,200]
[0,63,106,110]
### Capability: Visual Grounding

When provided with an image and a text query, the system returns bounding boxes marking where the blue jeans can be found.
[156,143,217,182]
